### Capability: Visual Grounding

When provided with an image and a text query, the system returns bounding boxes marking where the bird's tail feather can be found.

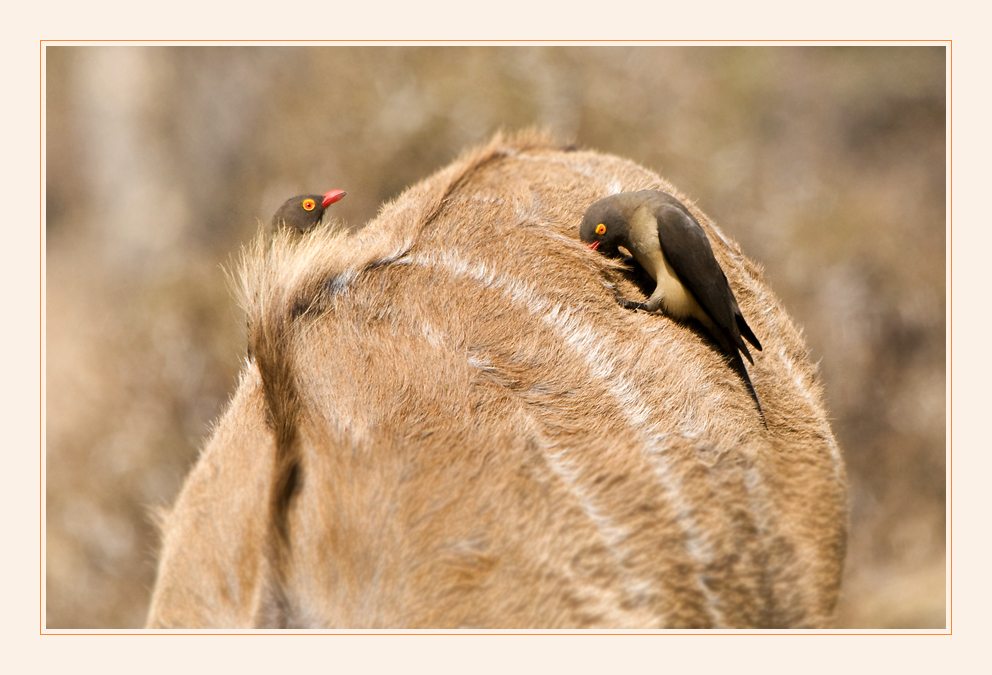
[728,351,765,427]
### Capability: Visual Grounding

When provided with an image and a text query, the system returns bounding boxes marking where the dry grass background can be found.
[44,45,946,629]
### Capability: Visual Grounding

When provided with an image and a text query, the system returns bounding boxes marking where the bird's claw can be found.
[617,297,648,311]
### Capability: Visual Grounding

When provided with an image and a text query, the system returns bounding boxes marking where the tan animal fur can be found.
[146,130,848,629]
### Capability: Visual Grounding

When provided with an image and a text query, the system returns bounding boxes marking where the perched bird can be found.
[270,189,347,232]
[580,189,764,417]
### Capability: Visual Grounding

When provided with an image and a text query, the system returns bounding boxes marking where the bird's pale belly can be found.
[624,205,710,325]
[634,247,709,325]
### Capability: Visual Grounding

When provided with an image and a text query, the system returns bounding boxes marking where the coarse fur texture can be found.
[146,130,848,629]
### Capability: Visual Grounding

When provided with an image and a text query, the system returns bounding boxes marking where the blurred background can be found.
[44,45,946,629]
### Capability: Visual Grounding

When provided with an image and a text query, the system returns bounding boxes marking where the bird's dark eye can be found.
[302,198,316,211]
[595,223,607,235]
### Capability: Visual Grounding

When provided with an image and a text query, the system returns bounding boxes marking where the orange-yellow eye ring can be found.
[595,223,607,235]
[302,198,316,211]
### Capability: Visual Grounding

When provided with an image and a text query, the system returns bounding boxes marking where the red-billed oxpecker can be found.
[580,190,764,418]
[270,189,347,232]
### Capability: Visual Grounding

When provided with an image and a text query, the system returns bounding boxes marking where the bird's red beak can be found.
[322,189,347,208]
[588,241,601,251]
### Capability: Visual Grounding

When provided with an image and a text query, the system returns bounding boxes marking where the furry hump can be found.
[147,130,848,629]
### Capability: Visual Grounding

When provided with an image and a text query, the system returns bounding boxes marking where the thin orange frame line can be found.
[38,39,952,636]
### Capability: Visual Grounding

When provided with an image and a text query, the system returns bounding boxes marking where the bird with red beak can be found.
[580,190,764,418]
[270,189,347,232]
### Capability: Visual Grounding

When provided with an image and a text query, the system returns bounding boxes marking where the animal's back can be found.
[146,131,847,629]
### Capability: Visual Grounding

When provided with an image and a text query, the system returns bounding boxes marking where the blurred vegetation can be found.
[45,45,946,629]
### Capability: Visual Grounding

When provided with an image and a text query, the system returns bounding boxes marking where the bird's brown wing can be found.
[652,200,758,362]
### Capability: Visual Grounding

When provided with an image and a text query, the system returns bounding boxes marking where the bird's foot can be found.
[617,297,649,311]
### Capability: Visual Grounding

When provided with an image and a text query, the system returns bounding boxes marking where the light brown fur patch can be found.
[147,130,847,629]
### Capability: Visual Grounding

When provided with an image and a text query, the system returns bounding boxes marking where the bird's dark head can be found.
[270,189,347,232]
[579,195,632,256]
